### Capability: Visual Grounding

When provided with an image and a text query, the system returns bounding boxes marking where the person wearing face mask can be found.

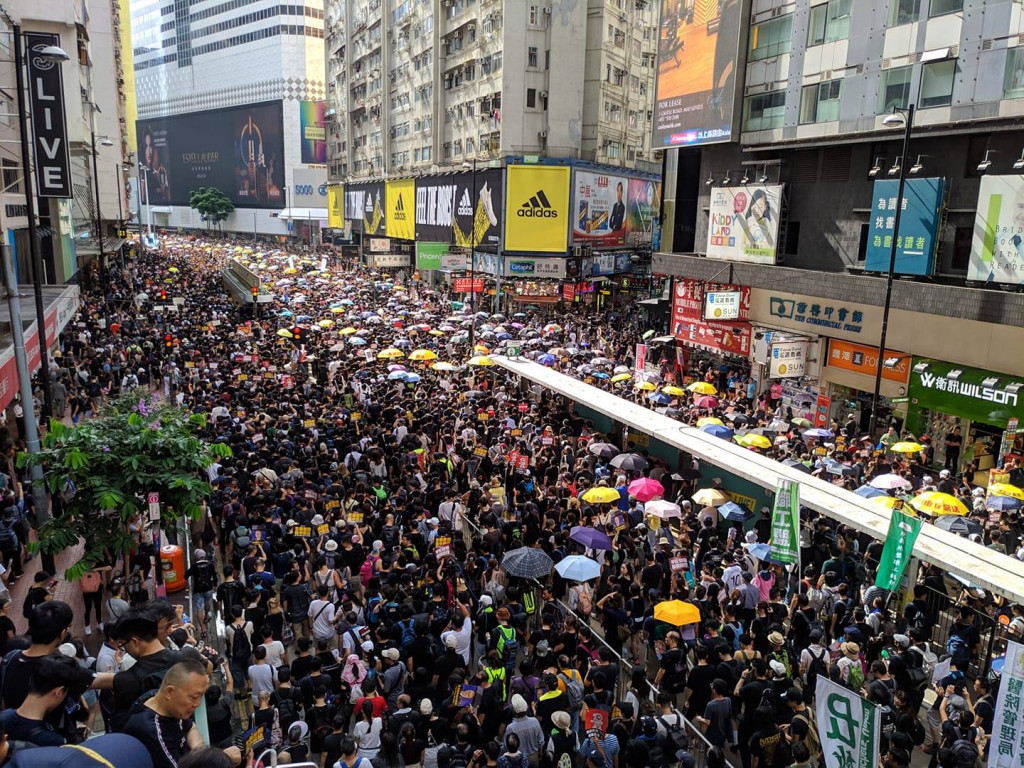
[0,601,113,743]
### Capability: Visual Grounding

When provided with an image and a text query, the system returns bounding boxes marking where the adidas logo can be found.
[458,188,473,216]
[394,194,408,221]
[517,189,558,218]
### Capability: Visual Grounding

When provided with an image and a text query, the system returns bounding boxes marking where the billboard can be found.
[290,168,327,209]
[415,175,458,242]
[626,178,662,246]
[453,169,503,248]
[299,101,326,164]
[415,242,450,270]
[769,340,808,378]
[344,181,385,235]
[865,177,944,276]
[706,184,783,263]
[671,278,752,356]
[653,0,744,148]
[970,175,1024,285]
[26,33,72,199]
[505,165,571,253]
[386,179,415,240]
[137,101,285,208]
[572,170,628,247]
[327,185,344,228]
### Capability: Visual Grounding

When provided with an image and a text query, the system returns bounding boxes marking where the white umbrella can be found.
[869,473,912,491]
[645,500,682,519]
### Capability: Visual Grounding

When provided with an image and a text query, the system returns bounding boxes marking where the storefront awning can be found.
[150,206,173,214]
[278,208,328,220]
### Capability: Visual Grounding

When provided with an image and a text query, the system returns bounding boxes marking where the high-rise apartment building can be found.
[653,0,1024,470]
[324,0,660,181]
[130,0,327,239]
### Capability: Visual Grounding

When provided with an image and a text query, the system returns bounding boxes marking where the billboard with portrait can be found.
[344,181,386,235]
[706,184,783,263]
[572,170,628,247]
[626,178,662,246]
[865,177,944,276]
[652,0,746,148]
[970,175,1024,285]
[137,101,285,208]
[299,100,326,164]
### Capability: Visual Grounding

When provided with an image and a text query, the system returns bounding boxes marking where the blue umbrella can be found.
[569,525,613,551]
[388,371,408,380]
[743,542,772,561]
[701,424,735,439]
[404,373,422,383]
[348,336,366,345]
[719,501,753,522]
[593,371,610,379]
[393,339,412,348]
[554,555,602,582]
[803,428,834,439]
[854,485,887,499]
[279,310,294,317]
[649,393,671,405]
[538,354,557,366]
[986,495,1022,512]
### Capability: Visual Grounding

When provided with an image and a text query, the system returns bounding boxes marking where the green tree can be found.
[18,393,231,580]
[188,186,235,229]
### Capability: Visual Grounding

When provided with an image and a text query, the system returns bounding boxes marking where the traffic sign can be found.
[147,492,160,522]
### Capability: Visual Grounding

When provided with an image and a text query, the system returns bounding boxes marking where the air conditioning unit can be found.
[539,90,548,98]
[543,6,552,13]
[539,130,548,138]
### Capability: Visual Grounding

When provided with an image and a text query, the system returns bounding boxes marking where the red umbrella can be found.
[627,477,665,502]
[694,395,720,408]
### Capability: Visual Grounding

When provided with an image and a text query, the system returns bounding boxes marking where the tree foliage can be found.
[188,186,235,228]
[18,392,231,580]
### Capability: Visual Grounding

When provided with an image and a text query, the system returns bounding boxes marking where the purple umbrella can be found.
[570,525,613,551]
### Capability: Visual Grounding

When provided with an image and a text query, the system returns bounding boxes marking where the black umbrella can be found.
[672,466,703,480]
[723,413,749,425]
[782,458,812,474]
[610,453,649,472]
[934,516,984,537]
[588,442,620,459]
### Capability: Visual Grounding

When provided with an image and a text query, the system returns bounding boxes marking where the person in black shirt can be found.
[109,607,183,731]
[321,715,349,768]
[684,644,718,722]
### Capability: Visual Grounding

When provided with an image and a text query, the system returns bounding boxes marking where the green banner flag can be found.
[815,676,880,768]
[770,479,800,565]
[874,508,922,592]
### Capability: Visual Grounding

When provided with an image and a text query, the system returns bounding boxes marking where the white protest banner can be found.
[989,639,1024,768]
[815,676,879,768]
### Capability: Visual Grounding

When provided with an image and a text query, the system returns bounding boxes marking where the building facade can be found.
[130,0,327,239]
[655,0,1024,480]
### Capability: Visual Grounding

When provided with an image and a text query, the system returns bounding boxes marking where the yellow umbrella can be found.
[377,348,405,359]
[891,442,925,454]
[697,417,724,428]
[687,382,718,395]
[340,327,359,335]
[610,373,631,383]
[276,328,294,338]
[661,385,686,397]
[654,600,701,626]
[870,496,903,510]
[582,486,622,504]
[738,433,773,450]
[168,266,179,273]
[910,491,969,517]
[329,307,346,314]
[431,362,456,371]
[317,319,335,328]
[988,482,1024,500]
[473,344,491,354]
[409,349,438,361]
[467,355,494,366]
[284,267,299,275]
[429,329,445,336]
[692,488,731,506]
[635,381,656,392]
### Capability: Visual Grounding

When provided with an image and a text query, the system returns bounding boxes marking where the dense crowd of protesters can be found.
[0,235,1016,768]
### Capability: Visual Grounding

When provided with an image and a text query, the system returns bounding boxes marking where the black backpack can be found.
[806,647,829,695]
[231,622,253,664]
[193,561,214,592]
[286,586,312,623]
[276,688,301,732]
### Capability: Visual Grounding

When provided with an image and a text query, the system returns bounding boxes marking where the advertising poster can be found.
[908,358,1024,429]
[572,170,628,246]
[327,185,344,228]
[826,339,909,384]
[415,174,458,242]
[453,168,503,248]
[769,340,808,378]
[653,0,744,147]
[137,101,285,208]
[298,100,326,164]
[415,242,449,271]
[386,179,416,240]
[706,184,783,264]
[626,179,662,246]
[865,177,944,276]
[990,640,1024,768]
[289,168,327,210]
[505,165,571,253]
[769,479,799,565]
[671,278,752,356]
[970,174,1024,285]
[815,677,880,768]
[26,32,72,199]
[344,181,385,235]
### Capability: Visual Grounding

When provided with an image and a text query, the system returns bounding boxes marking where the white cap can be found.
[58,642,77,658]
[361,640,375,653]
[939,469,951,478]
[479,595,493,607]
[511,694,528,714]
[382,647,401,661]
[769,659,786,676]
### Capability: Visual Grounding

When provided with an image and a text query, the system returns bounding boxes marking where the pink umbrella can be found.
[694,395,720,408]
[627,477,665,502]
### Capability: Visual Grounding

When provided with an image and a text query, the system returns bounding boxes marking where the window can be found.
[544,49,549,69]
[1004,47,1024,99]
[526,88,537,108]
[799,79,842,123]
[528,5,538,25]
[879,65,912,113]
[528,46,538,67]
[1,158,19,193]
[889,0,920,26]
[919,59,955,108]
[807,0,851,46]
[743,90,786,131]
[749,14,793,62]
[929,0,961,17]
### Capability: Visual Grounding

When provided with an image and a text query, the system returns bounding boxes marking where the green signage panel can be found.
[908,358,1024,429]
[415,241,449,271]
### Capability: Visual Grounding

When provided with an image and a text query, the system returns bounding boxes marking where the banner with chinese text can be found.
[815,676,879,768]
[874,509,922,592]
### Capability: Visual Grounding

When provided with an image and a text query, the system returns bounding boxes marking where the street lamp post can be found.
[90,128,114,301]
[867,104,915,439]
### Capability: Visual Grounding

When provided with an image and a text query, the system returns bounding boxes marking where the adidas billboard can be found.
[385,179,414,239]
[517,190,559,218]
[505,165,571,253]
[344,180,384,234]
